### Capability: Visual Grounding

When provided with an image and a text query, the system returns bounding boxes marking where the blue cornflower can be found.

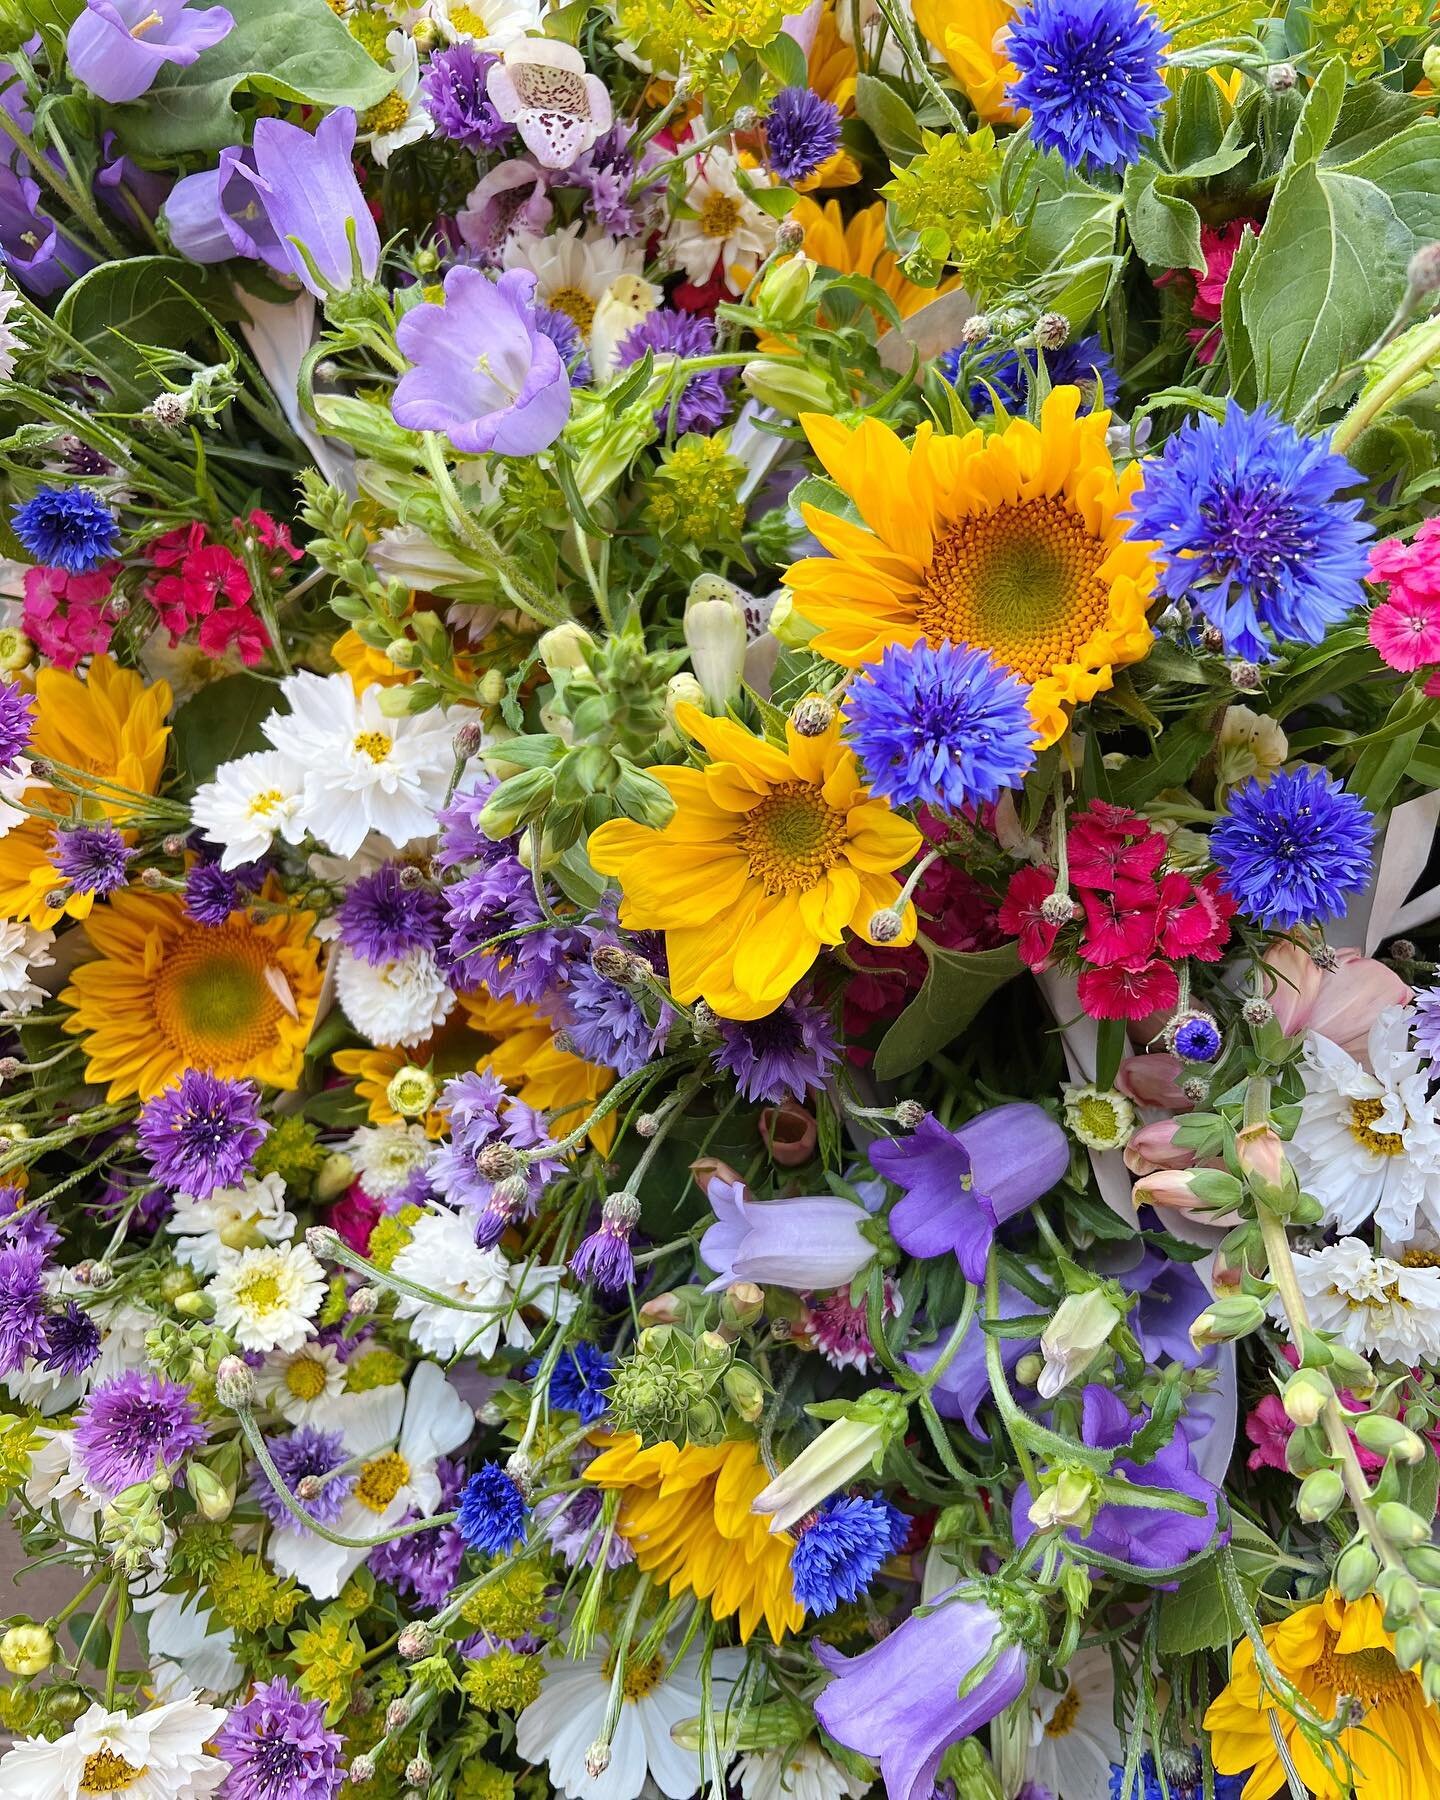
[1129,403,1372,661]
[938,333,1116,415]
[252,1426,354,1533]
[12,486,120,572]
[844,639,1036,813]
[1110,1755,1243,1800]
[790,1493,909,1615]
[40,1300,100,1377]
[1210,768,1374,932]
[137,1069,268,1200]
[1170,1012,1221,1063]
[534,1343,612,1424]
[336,862,445,964]
[0,680,32,773]
[712,988,843,1104]
[457,1461,528,1556]
[49,823,132,898]
[618,309,730,436]
[765,86,842,182]
[1005,0,1169,172]
[536,305,593,387]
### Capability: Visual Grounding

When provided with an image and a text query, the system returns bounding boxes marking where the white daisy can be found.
[254,1340,348,1425]
[262,670,460,859]
[364,31,433,166]
[427,0,544,50]
[206,1240,327,1354]
[1022,1647,1123,1800]
[516,1642,745,1800]
[665,147,778,293]
[0,917,52,1016]
[191,747,307,870]
[390,1206,573,1359]
[737,1743,870,1800]
[1288,1237,1440,1365]
[165,1171,295,1276]
[504,220,644,341]
[334,942,455,1047]
[267,1360,473,1598]
[1291,1006,1440,1239]
[347,1121,432,1198]
[0,1693,228,1798]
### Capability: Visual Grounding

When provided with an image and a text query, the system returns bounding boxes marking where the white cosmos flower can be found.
[390,1206,573,1359]
[334,943,455,1047]
[364,31,432,166]
[267,1360,473,1598]
[0,756,40,836]
[0,917,53,1016]
[206,1240,327,1354]
[1023,1647,1122,1800]
[1291,1006,1440,1239]
[1287,1237,1440,1365]
[665,147,777,293]
[254,1340,348,1425]
[347,1122,432,1198]
[191,748,307,870]
[503,220,644,341]
[263,670,460,859]
[130,1587,243,1701]
[516,1642,745,1800]
[165,1171,295,1276]
[737,1743,870,1800]
[0,1693,228,1798]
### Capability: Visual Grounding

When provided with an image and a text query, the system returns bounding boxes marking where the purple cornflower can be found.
[536,1485,635,1568]
[1414,987,1440,1063]
[535,305,593,386]
[183,859,244,926]
[336,864,445,965]
[439,1069,508,1141]
[570,125,664,238]
[0,1187,60,1256]
[40,1301,100,1377]
[137,1069,268,1200]
[562,962,668,1076]
[570,1192,641,1293]
[765,86,842,182]
[74,1372,206,1494]
[429,1078,563,1239]
[0,679,32,772]
[791,1493,909,1615]
[49,823,133,898]
[617,309,730,436]
[1005,0,1169,173]
[0,1244,50,1376]
[457,1460,528,1555]
[369,1456,467,1608]
[436,778,505,871]
[844,640,1036,814]
[214,1676,343,1800]
[422,44,514,152]
[1210,767,1374,931]
[444,852,581,1004]
[252,1426,355,1534]
[12,486,119,572]
[712,989,842,1104]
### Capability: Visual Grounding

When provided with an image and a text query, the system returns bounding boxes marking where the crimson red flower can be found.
[1076,958,1179,1021]
[236,507,302,570]
[1078,888,1159,968]
[998,864,1062,971]
[1155,871,1235,962]
[145,524,270,667]
[1067,801,1167,902]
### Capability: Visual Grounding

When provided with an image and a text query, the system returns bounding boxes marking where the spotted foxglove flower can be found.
[486,39,612,168]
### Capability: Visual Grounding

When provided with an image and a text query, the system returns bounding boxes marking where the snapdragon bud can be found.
[1282,1368,1332,1427]
[1354,1412,1428,1465]
[1296,1468,1344,1523]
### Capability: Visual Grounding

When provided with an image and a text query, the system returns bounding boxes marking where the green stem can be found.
[1332,313,1440,455]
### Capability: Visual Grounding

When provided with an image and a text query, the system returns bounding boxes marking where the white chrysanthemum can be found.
[738,1743,870,1800]
[254,1340,348,1425]
[263,670,460,859]
[1022,1647,1123,1800]
[165,1171,295,1276]
[206,1240,327,1354]
[1291,1006,1440,1239]
[347,1122,432,1198]
[427,0,544,49]
[0,1694,228,1799]
[334,943,455,1047]
[191,747,307,870]
[0,917,53,1016]
[665,147,777,292]
[503,220,644,340]
[267,1360,473,1598]
[364,31,433,166]
[390,1206,572,1358]
[517,1643,745,1800]
[1288,1237,1440,1365]
[0,276,24,384]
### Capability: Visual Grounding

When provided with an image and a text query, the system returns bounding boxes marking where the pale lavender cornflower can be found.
[536,1485,635,1568]
[570,1193,641,1293]
[443,850,581,1004]
[49,823,132,898]
[74,1371,206,1494]
[0,1243,50,1376]
[699,1171,873,1293]
[66,0,233,106]
[213,1677,343,1800]
[1414,987,1440,1063]
[137,1069,267,1200]
[251,1426,355,1535]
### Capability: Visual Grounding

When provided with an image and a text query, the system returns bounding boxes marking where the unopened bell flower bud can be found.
[1282,1368,1332,1428]
[1038,1291,1121,1398]
[754,251,815,327]
[684,574,749,714]
[1353,1412,1428,1465]
[1188,1292,1268,1350]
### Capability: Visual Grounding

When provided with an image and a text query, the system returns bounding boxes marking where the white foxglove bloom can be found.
[254,1340,348,1425]
[390,1206,573,1359]
[0,917,53,1016]
[0,1694,228,1798]
[1287,1237,1440,1365]
[738,1743,870,1800]
[190,748,307,870]
[206,1240,327,1353]
[334,943,455,1047]
[347,1122,431,1198]
[665,148,777,292]
[1037,1290,1122,1399]
[1022,1647,1122,1800]
[165,1172,295,1276]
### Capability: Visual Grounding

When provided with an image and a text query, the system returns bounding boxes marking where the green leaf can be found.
[1401,1449,1440,1523]
[1122,160,1203,272]
[789,474,862,527]
[1349,724,1424,813]
[872,941,1022,1079]
[1107,710,1217,806]
[757,29,807,88]
[854,74,922,158]
[54,257,237,385]
[110,0,395,156]
[1155,1517,1280,1656]
[169,674,280,798]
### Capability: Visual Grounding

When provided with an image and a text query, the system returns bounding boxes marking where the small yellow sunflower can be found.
[0,657,171,929]
[61,883,324,1100]
[912,0,1019,124]
[587,703,922,1022]
[586,1434,804,1644]
[783,386,1159,747]
[1205,1591,1440,1800]
[790,198,965,322]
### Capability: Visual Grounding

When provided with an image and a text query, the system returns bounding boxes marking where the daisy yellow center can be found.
[619,1652,665,1700]
[363,93,410,134]
[1314,1638,1414,1705]
[1349,1097,1405,1157]
[548,285,596,334]
[917,498,1110,683]
[81,1750,147,1792]
[151,924,285,1070]
[356,1450,411,1512]
[235,1266,283,1314]
[1044,1686,1081,1737]
[1403,1248,1440,1267]
[700,193,742,238]
[285,1355,329,1400]
[449,2,486,28]
[249,788,286,818]
[353,730,393,763]
[736,780,847,895]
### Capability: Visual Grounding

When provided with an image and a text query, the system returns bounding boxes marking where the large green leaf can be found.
[872,941,1022,1080]
[169,673,280,798]
[1156,1518,1279,1656]
[1122,160,1203,273]
[110,0,394,156]
[54,257,237,385]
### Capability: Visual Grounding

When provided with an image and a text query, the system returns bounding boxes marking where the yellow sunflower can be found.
[791,198,964,322]
[783,385,1159,747]
[0,658,171,930]
[60,883,324,1100]
[912,0,1019,124]
[587,703,921,1022]
[1205,1591,1440,1800]
[586,1434,804,1644]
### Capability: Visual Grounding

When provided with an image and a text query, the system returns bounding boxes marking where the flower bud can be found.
[1038,1291,1121,1398]
[766,591,818,650]
[398,1621,435,1660]
[1378,1567,1422,1630]
[386,1064,437,1119]
[1353,1412,1428,1465]
[314,1152,354,1202]
[405,1759,432,1788]
[740,358,837,419]
[867,909,904,944]
[348,1755,376,1785]
[1235,1124,1296,1207]
[0,1624,53,1676]
[752,1392,908,1533]
[613,762,675,829]
[894,1100,925,1130]
[186,1460,235,1523]
[1033,311,1069,350]
[478,766,555,838]
[723,1361,767,1423]
[1188,1293,1268,1351]
[1282,1368,1332,1428]
[754,252,815,329]
[348,1286,378,1317]
[1295,1468,1344,1523]
[537,620,595,676]
[585,1742,611,1777]
[1027,1465,1102,1533]
[1404,1544,1440,1585]
[1395,1623,1428,1672]
[721,1281,765,1328]
[789,695,834,737]
[684,575,749,713]
[214,1355,258,1411]
[1376,1502,1432,1547]
[386,1700,410,1733]
[1335,1540,1382,1600]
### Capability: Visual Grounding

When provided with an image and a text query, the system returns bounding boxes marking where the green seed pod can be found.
[1335,1540,1381,1600]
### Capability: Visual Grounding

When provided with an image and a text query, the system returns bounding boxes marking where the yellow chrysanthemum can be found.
[60,883,323,1100]
[0,657,171,930]
[912,0,1018,123]
[1205,1591,1440,1800]
[587,703,921,1022]
[586,1435,804,1643]
[790,198,963,322]
[784,385,1159,747]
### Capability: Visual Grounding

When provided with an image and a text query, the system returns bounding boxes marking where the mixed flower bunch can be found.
[5,0,1440,1795]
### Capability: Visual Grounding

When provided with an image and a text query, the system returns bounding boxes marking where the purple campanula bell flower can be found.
[906,1281,1037,1437]
[230,107,379,297]
[96,132,171,223]
[66,0,234,105]
[0,166,91,295]
[871,1102,1069,1282]
[698,1168,874,1293]
[163,145,287,269]
[814,1587,1028,1800]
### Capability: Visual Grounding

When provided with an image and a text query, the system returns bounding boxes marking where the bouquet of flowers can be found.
[5,0,1440,1793]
